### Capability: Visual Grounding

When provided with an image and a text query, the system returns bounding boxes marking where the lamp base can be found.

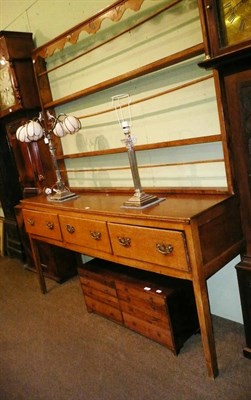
[47,188,78,202]
[122,192,165,209]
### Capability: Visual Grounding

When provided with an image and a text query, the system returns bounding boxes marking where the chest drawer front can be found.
[59,215,112,253]
[122,313,173,349]
[116,281,171,321]
[23,209,62,240]
[79,276,117,298]
[108,223,189,271]
[84,296,123,324]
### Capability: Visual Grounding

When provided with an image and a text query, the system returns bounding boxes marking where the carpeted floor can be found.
[0,256,250,400]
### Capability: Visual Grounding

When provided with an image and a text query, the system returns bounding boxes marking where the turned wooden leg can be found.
[30,237,47,294]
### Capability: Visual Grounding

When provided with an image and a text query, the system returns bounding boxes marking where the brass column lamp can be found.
[112,94,163,208]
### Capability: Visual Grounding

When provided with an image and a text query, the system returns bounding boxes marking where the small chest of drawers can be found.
[78,258,199,354]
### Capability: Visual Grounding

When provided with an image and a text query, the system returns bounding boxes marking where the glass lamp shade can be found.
[62,115,81,134]
[16,113,81,142]
[53,121,67,137]
[53,115,81,137]
[16,125,31,142]
[26,120,44,141]
[16,120,44,142]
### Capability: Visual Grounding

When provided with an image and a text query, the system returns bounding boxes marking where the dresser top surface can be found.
[20,192,235,224]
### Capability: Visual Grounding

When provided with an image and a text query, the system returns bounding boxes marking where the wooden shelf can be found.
[31,0,232,195]
[38,43,204,110]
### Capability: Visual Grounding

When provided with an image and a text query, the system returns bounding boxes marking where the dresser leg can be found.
[30,237,47,294]
[193,279,219,379]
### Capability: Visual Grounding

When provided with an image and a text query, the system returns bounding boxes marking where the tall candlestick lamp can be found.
[112,94,163,208]
[16,111,81,202]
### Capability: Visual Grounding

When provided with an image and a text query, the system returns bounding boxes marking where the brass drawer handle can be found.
[117,236,131,247]
[156,243,174,255]
[46,222,54,230]
[27,218,35,226]
[90,231,101,240]
[66,224,75,234]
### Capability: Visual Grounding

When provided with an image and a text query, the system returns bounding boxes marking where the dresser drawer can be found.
[22,209,62,241]
[108,223,189,271]
[59,215,112,253]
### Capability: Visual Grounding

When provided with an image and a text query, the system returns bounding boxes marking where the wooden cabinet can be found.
[198,3,251,359]
[221,62,251,358]
[20,191,243,378]
[0,31,40,118]
[0,118,24,259]
[198,1,251,59]
[0,31,78,282]
[0,31,43,259]
[12,0,248,377]
[35,242,79,284]
[78,258,199,354]
[221,64,251,256]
